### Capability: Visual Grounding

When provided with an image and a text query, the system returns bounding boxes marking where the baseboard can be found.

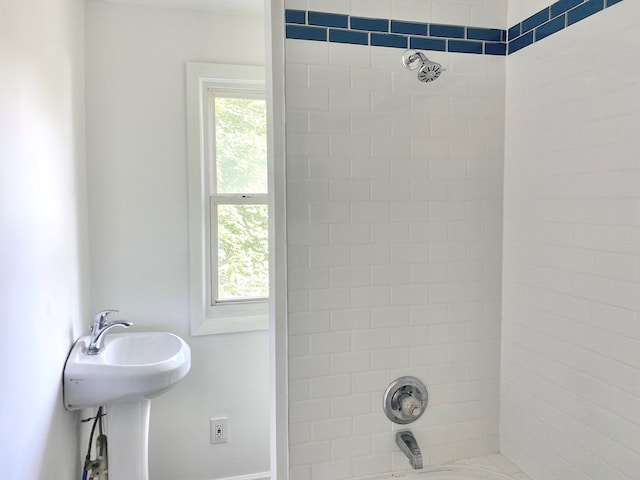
[214,472,270,480]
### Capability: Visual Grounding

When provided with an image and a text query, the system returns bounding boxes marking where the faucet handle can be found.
[92,309,120,330]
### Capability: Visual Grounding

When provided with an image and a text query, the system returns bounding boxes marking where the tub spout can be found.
[396,430,423,469]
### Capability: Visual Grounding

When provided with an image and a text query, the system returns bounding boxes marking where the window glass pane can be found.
[215,97,267,194]
[217,204,269,301]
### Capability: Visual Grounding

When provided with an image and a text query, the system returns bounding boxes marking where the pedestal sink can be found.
[63,331,191,480]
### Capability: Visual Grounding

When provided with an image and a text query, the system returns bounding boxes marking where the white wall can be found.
[284,2,507,478]
[85,2,269,479]
[501,1,640,479]
[0,0,87,478]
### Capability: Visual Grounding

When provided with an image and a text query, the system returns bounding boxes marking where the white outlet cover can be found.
[210,417,228,444]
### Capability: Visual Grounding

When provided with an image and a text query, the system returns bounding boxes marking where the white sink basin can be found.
[63,331,191,410]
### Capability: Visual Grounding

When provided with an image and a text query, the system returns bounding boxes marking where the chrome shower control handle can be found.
[400,394,422,417]
[383,376,429,424]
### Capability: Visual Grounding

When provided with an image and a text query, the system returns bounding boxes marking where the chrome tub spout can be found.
[396,430,423,469]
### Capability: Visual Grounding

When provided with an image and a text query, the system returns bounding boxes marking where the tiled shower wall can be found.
[283,1,507,29]
[501,1,640,479]
[284,3,506,478]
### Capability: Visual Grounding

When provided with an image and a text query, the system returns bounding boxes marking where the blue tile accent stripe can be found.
[285,0,625,56]
[509,31,534,54]
[508,0,622,54]
[430,24,466,39]
[391,21,428,36]
[567,0,604,26]
[448,40,484,54]
[550,0,583,18]
[535,15,565,41]
[467,27,504,42]
[351,17,389,32]
[286,25,327,42]
[485,42,507,56]
[410,37,446,52]
[285,11,506,55]
[521,8,550,34]
[329,28,368,45]
[371,33,408,49]
[507,24,521,41]
[308,11,348,28]
[285,9,306,25]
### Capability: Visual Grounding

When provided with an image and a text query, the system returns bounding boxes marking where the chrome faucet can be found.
[87,309,133,355]
[396,430,423,469]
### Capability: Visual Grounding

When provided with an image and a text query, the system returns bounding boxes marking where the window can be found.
[187,63,268,335]
[211,93,268,303]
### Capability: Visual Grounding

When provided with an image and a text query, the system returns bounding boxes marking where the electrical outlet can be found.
[210,417,228,444]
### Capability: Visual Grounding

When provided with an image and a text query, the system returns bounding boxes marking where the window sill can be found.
[191,301,268,336]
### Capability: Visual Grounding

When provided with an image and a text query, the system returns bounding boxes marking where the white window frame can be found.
[186,62,268,335]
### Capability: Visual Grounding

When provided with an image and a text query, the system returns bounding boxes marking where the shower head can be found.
[418,59,443,82]
[401,49,444,83]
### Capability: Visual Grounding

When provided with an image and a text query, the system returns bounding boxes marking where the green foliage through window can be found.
[215,97,267,194]
[217,204,268,300]
[212,94,268,302]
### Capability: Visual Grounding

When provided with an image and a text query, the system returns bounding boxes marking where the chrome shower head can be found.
[418,59,443,83]
[402,50,444,83]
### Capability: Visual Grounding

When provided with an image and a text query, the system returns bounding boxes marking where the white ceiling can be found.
[96,0,264,14]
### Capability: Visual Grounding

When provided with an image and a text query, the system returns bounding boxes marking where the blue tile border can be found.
[567,0,604,26]
[391,20,428,36]
[284,10,507,56]
[550,0,583,18]
[410,37,446,52]
[448,39,484,54]
[285,0,625,56]
[286,24,327,42]
[430,24,466,39]
[467,27,505,42]
[535,15,565,42]
[285,9,305,25]
[308,11,348,28]
[371,33,408,49]
[509,31,534,54]
[521,8,550,34]
[329,28,368,45]
[508,0,621,54]
[351,16,389,32]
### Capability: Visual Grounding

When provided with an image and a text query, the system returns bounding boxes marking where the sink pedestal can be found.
[107,399,151,480]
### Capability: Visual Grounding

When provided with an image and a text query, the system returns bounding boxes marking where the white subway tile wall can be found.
[286,33,506,479]
[285,0,507,27]
[502,1,640,480]
[506,0,556,30]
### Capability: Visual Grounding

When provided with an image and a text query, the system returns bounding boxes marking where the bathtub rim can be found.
[353,463,519,480]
